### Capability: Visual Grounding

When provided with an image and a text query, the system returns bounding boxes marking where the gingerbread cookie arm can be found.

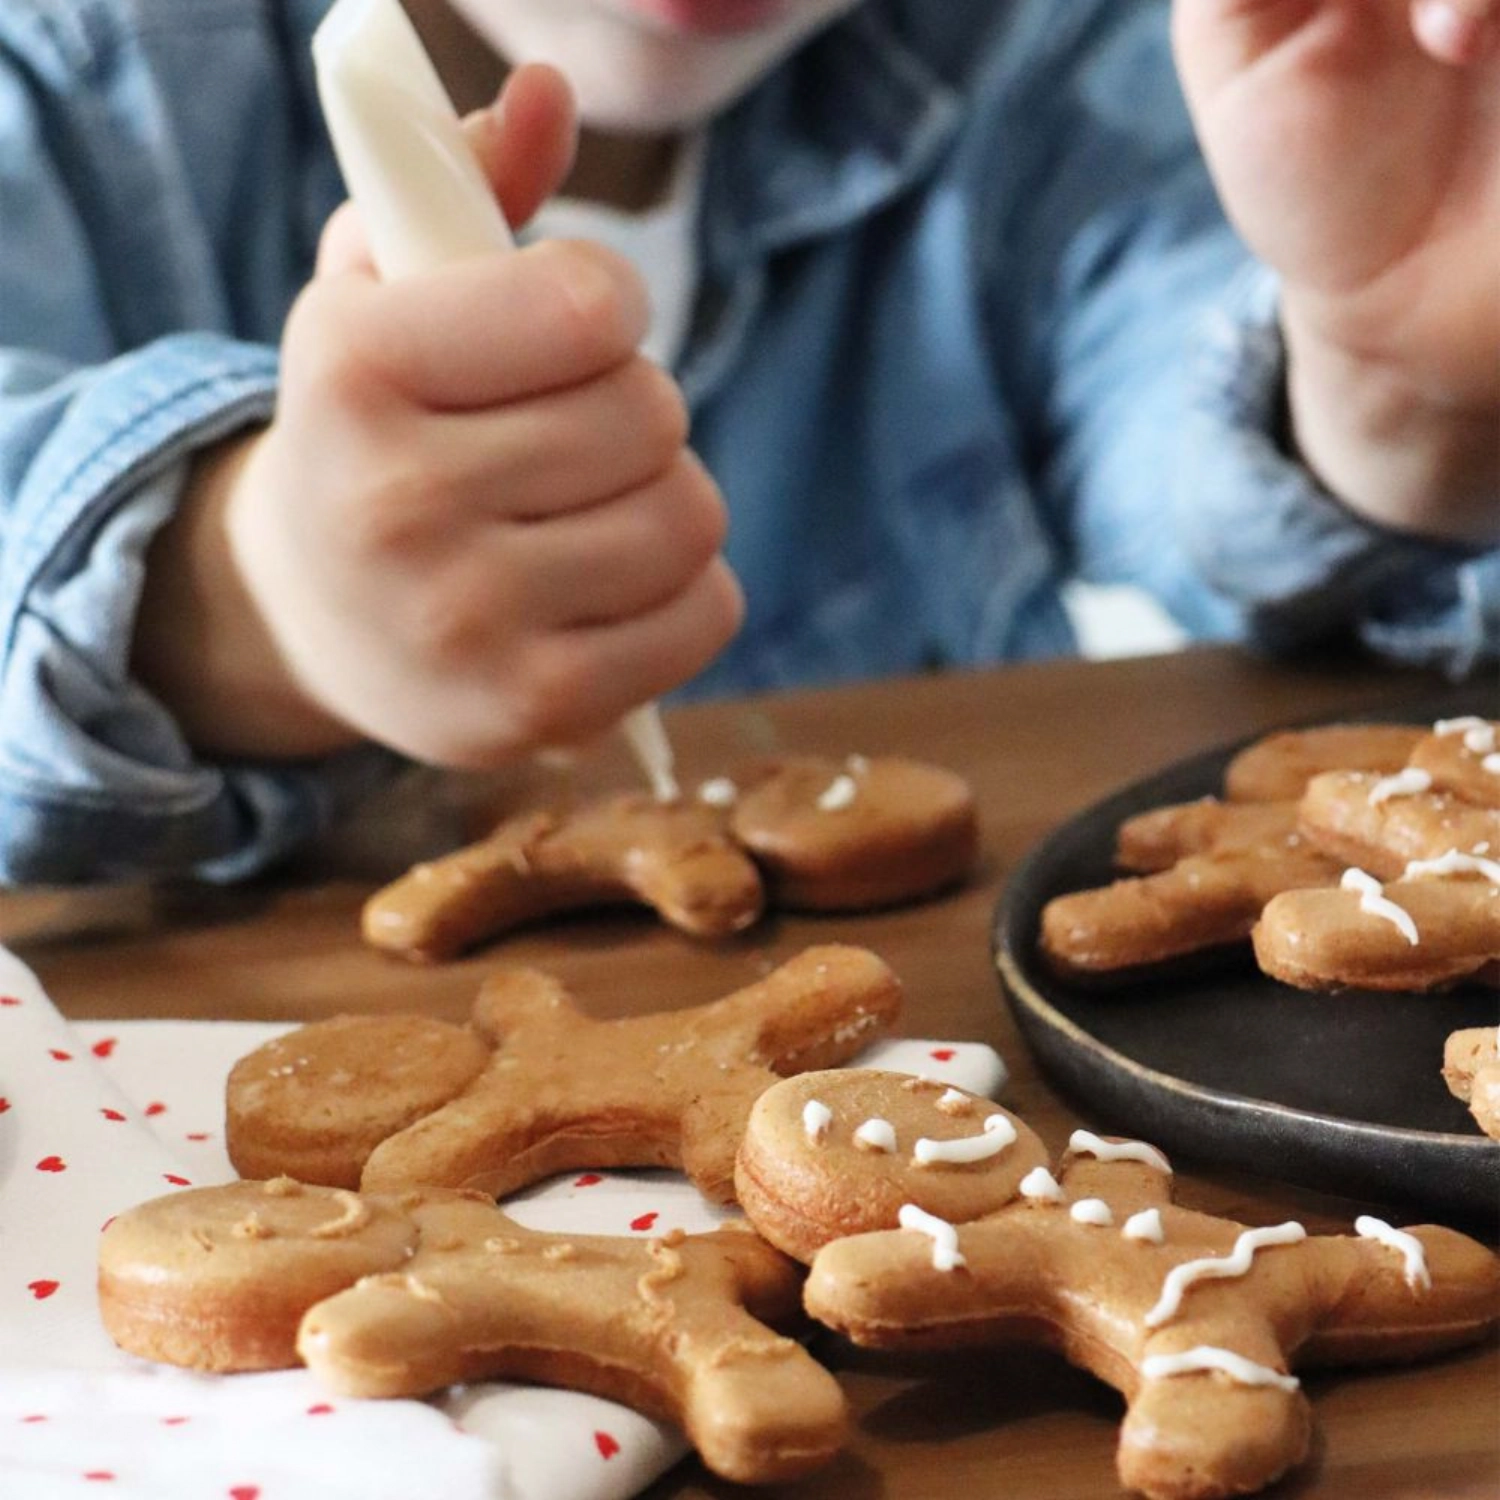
[1296,1225,1500,1365]
[1040,847,1341,978]
[361,813,571,961]
[1115,800,1300,874]
[677,947,905,1202]
[1223,725,1425,802]
[1253,876,1500,991]
[697,944,904,1074]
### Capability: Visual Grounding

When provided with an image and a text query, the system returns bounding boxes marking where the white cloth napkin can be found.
[0,942,1006,1499]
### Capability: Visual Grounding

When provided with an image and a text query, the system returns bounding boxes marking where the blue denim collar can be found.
[701,10,964,276]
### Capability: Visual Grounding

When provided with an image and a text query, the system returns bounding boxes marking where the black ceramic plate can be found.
[993,692,1500,1229]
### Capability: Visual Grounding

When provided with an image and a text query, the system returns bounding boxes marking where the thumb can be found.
[464,62,580,231]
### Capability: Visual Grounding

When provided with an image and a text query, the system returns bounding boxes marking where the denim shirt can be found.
[0,0,1493,885]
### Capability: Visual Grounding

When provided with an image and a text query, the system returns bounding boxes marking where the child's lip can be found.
[606,0,793,37]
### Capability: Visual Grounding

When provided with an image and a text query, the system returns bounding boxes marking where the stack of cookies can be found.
[1039,717,1500,1140]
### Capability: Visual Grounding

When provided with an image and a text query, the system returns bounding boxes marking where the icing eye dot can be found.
[802,1100,833,1144]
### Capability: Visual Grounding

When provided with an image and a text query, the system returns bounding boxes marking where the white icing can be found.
[1355,1215,1432,1291]
[1434,717,1497,756]
[853,1117,897,1154]
[816,774,858,812]
[1340,869,1420,946]
[914,1114,1017,1166]
[1368,768,1433,805]
[697,776,738,808]
[898,1204,966,1271]
[1123,1208,1166,1245]
[1019,1167,1064,1203]
[1402,850,1500,886]
[802,1099,832,1144]
[1434,715,1489,738]
[1070,1198,1113,1227]
[1142,1346,1300,1392]
[845,753,870,775]
[937,1087,972,1112]
[1144,1222,1307,1328]
[1484,754,1500,775]
[1068,1129,1172,1174]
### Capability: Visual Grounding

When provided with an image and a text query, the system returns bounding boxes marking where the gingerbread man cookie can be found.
[99,1179,847,1484]
[1443,1027,1500,1140]
[227,945,902,1204]
[1039,798,1341,979]
[779,1075,1500,1500]
[363,754,978,961]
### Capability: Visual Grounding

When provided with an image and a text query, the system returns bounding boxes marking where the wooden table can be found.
[3,645,1496,1499]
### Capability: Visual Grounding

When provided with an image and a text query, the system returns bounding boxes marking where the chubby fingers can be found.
[1411,0,1499,62]
[301,239,649,406]
[465,62,578,229]
[315,62,576,279]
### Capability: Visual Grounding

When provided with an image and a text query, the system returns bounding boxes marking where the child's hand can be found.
[1172,0,1499,539]
[134,64,741,766]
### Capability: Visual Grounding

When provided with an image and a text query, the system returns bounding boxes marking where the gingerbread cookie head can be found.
[98,1178,421,1372]
[226,1014,491,1188]
[735,1070,1047,1263]
[99,1181,848,1485]
[725,755,979,911]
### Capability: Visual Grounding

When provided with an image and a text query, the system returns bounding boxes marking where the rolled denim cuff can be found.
[1177,266,1494,676]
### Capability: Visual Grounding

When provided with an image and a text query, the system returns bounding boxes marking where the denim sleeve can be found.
[0,41,397,887]
[997,1,1497,672]
[1178,268,1498,677]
